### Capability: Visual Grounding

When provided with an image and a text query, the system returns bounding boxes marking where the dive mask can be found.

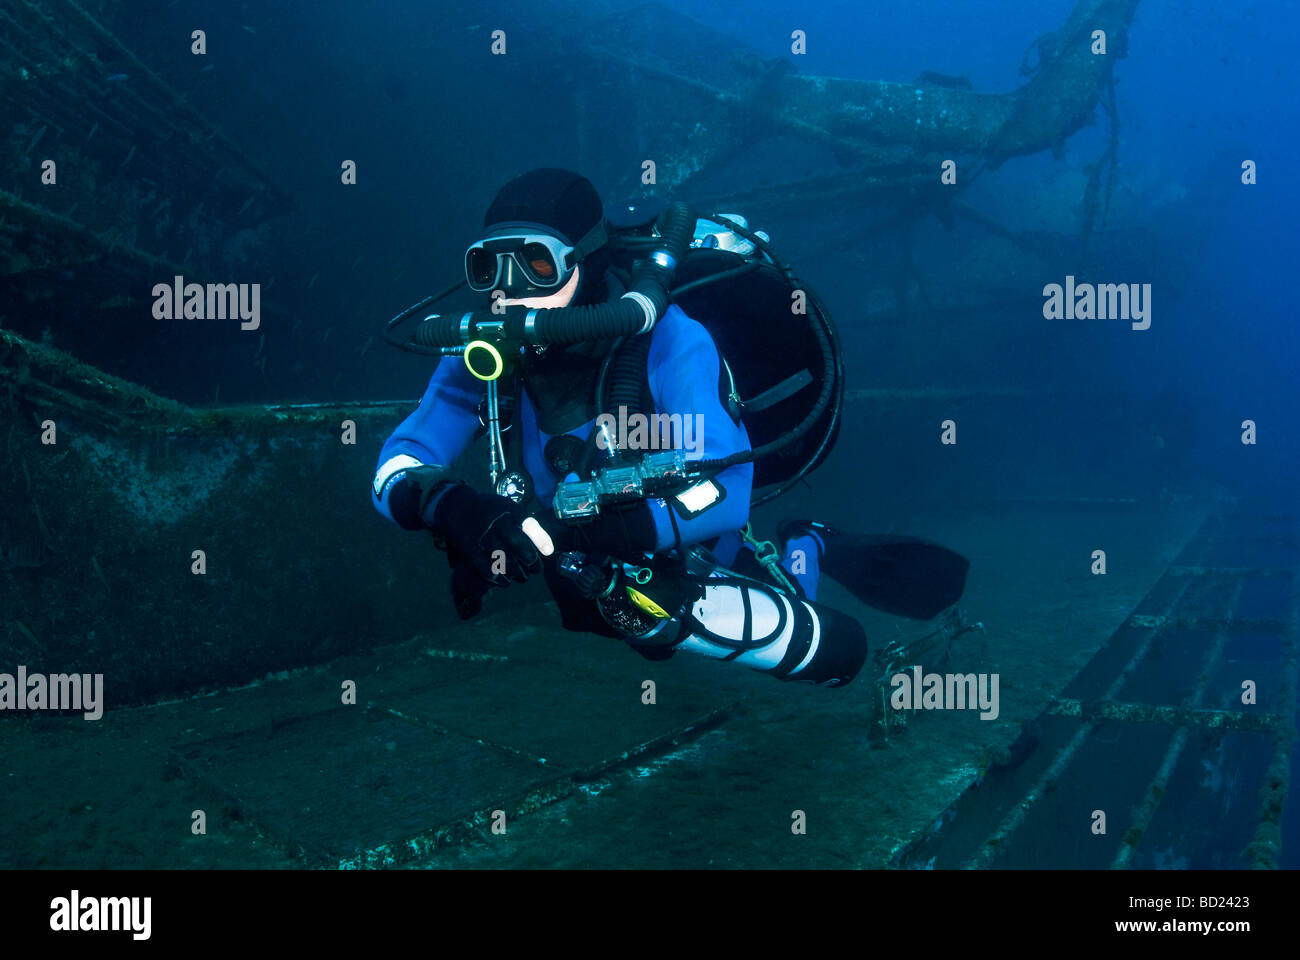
[464,220,608,299]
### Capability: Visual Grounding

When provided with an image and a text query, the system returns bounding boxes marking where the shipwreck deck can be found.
[2,497,1227,869]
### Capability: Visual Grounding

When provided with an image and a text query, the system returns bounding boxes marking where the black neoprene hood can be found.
[482,168,610,305]
[483,168,603,244]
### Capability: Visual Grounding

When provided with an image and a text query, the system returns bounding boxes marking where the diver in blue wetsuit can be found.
[373,170,967,687]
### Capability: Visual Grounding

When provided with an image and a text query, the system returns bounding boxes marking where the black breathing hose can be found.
[382,205,844,507]
[410,202,696,350]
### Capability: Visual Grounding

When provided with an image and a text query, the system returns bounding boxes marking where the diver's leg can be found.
[674,574,867,686]
[777,524,825,601]
[594,562,867,688]
[778,519,970,620]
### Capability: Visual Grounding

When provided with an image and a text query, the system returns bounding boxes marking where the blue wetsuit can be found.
[373,305,754,561]
[370,304,858,684]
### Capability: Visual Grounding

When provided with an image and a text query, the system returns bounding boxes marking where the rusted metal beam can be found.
[965,551,1200,868]
[1047,696,1279,733]
[592,0,1140,201]
[1246,572,1298,869]
[1110,579,1243,867]
[1,328,411,434]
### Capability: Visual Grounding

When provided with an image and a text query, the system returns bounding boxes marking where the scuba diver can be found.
[373,168,969,687]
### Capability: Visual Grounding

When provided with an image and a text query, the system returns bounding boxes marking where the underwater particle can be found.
[91,555,109,588]
[13,620,38,646]
[359,336,373,357]
[25,125,48,157]
[32,502,51,539]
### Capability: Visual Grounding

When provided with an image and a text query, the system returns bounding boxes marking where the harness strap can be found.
[741,369,814,414]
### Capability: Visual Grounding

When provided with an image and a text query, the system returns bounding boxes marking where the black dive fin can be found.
[821,534,970,620]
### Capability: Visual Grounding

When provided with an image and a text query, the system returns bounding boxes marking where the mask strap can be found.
[567,219,609,268]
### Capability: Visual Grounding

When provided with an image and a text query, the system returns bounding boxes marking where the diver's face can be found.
[501,266,580,309]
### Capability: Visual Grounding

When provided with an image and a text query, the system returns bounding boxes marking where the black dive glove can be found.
[428,482,543,587]
[542,500,660,561]
[448,545,493,620]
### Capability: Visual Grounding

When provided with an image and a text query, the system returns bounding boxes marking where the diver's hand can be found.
[448,546,493,620]
[430,484,550,585]
[541,500,658,561]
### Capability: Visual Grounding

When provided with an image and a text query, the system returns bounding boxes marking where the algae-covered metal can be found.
[1,327,451,705]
